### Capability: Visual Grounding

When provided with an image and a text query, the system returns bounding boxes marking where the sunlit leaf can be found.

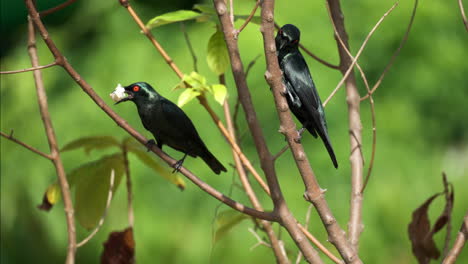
[214,210,249,242]
[185,71,208,89]
[70,154,125,230]
[146,10,207,29]
[61,136,120,155]
[207,30,229,75]
[177,89,201,107]
[211,84,227,105]
[125,140,185,190]
[101,227,135,264]
[38,183,61,211]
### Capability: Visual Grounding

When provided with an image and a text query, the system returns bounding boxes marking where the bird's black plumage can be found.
[116,82,227,174]
[275,24,338,168]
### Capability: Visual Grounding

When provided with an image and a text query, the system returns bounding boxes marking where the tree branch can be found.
[236,0,261,37]
[25,11,76,264]
[258,0,361,262]
[0,130,52,160]
[0,62,58,74]
[39,0,77,17]
[458,0,468,32]
[24,0,276,223]
[442,210,468,264]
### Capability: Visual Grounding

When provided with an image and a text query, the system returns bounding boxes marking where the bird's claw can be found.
[145,139,156,152]
[172,159,184,173]
[294,127,305,143]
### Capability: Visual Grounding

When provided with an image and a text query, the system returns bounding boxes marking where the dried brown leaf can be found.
[101,227,135,264]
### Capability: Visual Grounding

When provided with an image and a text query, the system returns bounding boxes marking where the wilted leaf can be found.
[146,10,207,29]
[101,227,135,264]
[62,136,120,155]
[38,183,61,211]
[408,193,442,263]
[214,210,249,242]
[177,89,201,107]
[207,30,229,75]
[70,154,125,230]
[125,140,185,190]
[211,84,227,105]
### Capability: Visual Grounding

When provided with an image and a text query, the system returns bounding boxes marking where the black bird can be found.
[116,82,227,174]
[275,24,338,168]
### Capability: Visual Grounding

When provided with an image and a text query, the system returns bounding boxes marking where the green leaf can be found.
[125,141,186,190]
[69,154,125,230]
[193,4,216,15]
[214,210,249,242]
[177,89,201,107]
[184,71,208,89]
[211,84,227,105]
[61,136,120,155]
[207,30,229,75]
[146,10,207,29]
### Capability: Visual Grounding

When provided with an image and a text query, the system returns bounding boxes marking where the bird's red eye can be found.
[279,30,283,35]
[292,39,299,44]
[132,85,140,92]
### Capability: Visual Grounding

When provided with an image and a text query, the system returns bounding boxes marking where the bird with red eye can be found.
[114,82,227,174]
[274,24,338,168]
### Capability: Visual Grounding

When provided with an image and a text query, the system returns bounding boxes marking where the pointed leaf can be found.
[214,210,249,242]
[207,30,229,75]
[146,10,206,29]
[408,193,442,263]
[61,136,120,155]
[70,154,125,230]
[211,84,227,105]
[125,140,185,190]
[38,183,61,211]
[177,89,201,107]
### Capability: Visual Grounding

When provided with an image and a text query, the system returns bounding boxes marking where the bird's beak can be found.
[115,91,134,105]
[275,34,286,51]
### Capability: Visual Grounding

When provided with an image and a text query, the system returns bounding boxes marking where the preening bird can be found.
[115,82,227,174]
[275,24,338,168]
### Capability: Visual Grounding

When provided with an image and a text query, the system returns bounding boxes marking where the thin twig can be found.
[245,54,261,79]
[0,62,58,74]
[361,0,418,101]
[180,22,198,72]
[295,205,313,264]
[272,144,290,161]
[442,210,468,264]
[221,75,290,264]
[297,224,344,264]
[119,1,271,197]
[39,0,77,17]
[123,148,134,228]
[458,0,468,32]
[77,170,115,247]
[25,0,276,223]
[1,130,52,160]
[323,2,399,107]
[248,227,272,250]
[24,8,76,263]
[273,22,340,69]
[236,0,261,37]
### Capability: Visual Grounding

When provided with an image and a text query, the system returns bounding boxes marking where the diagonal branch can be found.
[40,0,77,17]
[24,0,276,223]
[1,130,52,160]
[0,62,58,74]
[25,10,76,264]
[442,210,468,264]
[458,0,468,32]
[236,0,261,37]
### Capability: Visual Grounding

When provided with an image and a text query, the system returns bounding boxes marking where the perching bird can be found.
[116,82,227,174]
[275,24,338,168]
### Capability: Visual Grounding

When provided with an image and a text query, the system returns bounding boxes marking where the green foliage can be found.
[70,154,125,230]
[213,210,249,242]
[174,72,227,107]
[146,10,209,29]
[207,29,230,75]
[61,136,120,155]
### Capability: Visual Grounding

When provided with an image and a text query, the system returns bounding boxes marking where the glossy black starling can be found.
[275,24,338,168]
[116,82,227,174]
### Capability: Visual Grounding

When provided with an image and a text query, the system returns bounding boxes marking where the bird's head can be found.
[115,82,158,105]
[275,24,301,51]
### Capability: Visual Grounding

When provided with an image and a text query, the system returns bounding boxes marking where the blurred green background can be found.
[1,0,467,263]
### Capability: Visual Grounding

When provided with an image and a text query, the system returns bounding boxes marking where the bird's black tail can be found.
[200,149,227,175]
[314,126,338,169]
